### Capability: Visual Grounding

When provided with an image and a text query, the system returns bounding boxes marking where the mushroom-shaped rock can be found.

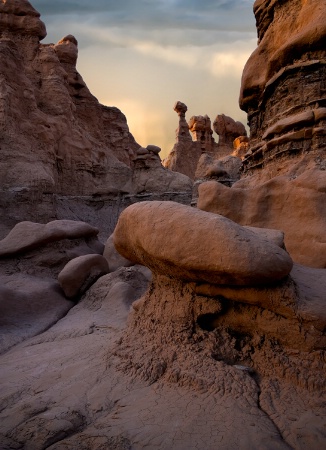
[0,220,99,257]
[114,201,293,286]
[103,234,134,273]
[58,254,109,299]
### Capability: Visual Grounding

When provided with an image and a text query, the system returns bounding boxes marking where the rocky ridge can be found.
[0,0,193,239]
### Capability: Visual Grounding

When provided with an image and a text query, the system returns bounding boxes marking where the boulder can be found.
[58,254,109,299]
[114,201,293,286]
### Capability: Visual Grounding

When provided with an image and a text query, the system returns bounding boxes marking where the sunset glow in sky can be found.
[32,0,257,158]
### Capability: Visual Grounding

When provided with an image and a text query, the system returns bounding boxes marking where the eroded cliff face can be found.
[239,0,326,176]
[0,0,138,197]
[0,0,194,239]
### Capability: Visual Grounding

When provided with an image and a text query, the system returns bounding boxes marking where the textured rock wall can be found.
[240,0,326,175]
[0,0,138,198]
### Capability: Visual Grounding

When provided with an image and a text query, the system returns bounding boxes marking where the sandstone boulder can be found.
[58,254,109,299]
[114,201,293,286]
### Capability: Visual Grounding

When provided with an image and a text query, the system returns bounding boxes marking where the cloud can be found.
[33,0,255,35]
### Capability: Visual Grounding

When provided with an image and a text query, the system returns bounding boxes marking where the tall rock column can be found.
[163,102,201,180]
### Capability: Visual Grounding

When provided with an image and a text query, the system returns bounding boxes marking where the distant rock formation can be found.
[162,102,202,180]
[213,114,247,157]
[164,102,247,182]
[239,0,326,176]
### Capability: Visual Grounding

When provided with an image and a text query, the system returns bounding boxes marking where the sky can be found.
[32,0,257,158]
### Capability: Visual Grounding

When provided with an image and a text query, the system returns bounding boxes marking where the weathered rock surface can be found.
[0,274,73,354]
[0,2,325,449]
[1,263,325,449]
[103,234,134,273]
[197,167,326,268]
[58,254,109,299]
[239,0,326,176]
[0,8,136,197]
[1,0,198,238]
[213,113,247,157]
[0,218,105,352]
[114,201,293,286]
[132,143,193,195]
[0,220,100,257]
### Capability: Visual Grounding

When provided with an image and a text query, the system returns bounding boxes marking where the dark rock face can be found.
[240,0,326,175]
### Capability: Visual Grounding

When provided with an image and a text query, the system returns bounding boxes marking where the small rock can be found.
[58,254,109,299]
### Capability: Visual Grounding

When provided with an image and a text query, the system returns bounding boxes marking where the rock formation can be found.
[213,113,247,157]
[164,102,247,182]
[0,219,104,353]
[162,102,202,180]
[198,168,326,268]
[0,0,137,195]
[197,0,326,268]
[239,0,326,176]
[114,201,293,286]
[0,1,325,449]
[58,254,109,299]
[0,0,193,239]
[188,114,215,152]
[131,144,193,195]
[114,201,326,449]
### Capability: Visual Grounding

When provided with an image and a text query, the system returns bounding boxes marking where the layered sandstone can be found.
[240,0,326,176]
